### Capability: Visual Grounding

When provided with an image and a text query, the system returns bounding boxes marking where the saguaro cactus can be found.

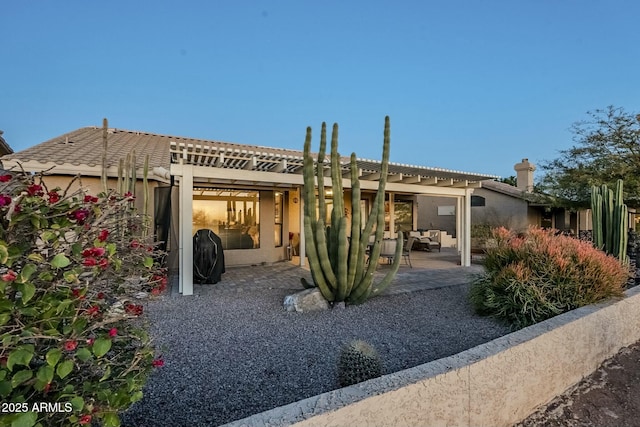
[301,116,402,304]
[591,179,628,263]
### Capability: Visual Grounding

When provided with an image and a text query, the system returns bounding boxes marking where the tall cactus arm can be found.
[336,217,349,301]
[303,215,335,301]
[303,128,318,235]
[316,122,328,229]
[346,153,362,295]
[314,219,338,292]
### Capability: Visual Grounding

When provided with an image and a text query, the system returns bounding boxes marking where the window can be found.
[394,200,413,232]
[274,192,283,247]
[193,189,260,249]
[471,195,486,207]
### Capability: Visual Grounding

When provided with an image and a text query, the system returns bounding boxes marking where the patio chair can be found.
[378,238,397,264]
[402,236,416,268]
[426,230,442,252]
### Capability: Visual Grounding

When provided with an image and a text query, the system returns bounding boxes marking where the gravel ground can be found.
[121,282,510,427]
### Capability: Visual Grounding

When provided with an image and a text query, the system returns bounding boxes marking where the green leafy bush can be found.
[469,227,629,329]
[0,171,166,427]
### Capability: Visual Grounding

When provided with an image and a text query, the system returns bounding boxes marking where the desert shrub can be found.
[469,226,629,329]
[0,171,166,427]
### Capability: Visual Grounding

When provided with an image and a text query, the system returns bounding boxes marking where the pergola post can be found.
[178,165,194,295]
[461,189,472,267]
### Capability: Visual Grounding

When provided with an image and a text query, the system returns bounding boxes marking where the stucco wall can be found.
[471,188,529,231]
[226,286,640,427]
[416,195,457,236]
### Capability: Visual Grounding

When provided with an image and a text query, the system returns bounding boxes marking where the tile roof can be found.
[3,126,498,184]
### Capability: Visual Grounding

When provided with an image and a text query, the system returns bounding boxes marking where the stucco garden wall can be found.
[227,286,640,427]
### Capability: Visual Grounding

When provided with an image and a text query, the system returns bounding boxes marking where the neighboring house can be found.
[472,159,585,234]
[1,124,497,295]
[0,130,14,158]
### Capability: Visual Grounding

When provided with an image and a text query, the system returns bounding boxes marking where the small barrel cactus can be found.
[337,340,383,387]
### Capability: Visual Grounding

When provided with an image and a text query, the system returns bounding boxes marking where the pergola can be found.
[169,141,496,295]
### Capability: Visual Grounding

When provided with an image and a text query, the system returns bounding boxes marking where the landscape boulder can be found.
[283,288,330,313]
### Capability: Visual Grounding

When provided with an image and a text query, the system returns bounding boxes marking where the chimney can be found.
[514,158,535,193]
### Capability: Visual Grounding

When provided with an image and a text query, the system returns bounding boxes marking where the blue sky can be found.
[2,1,639,179]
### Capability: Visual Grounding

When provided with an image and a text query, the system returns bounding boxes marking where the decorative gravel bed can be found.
[121,282,510,427]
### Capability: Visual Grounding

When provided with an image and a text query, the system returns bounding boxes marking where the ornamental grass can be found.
[469,226,629,329]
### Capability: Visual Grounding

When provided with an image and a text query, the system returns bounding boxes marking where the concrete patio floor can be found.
[177,247,485,298]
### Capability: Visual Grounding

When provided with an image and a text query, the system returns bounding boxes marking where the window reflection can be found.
[193,189,260,249]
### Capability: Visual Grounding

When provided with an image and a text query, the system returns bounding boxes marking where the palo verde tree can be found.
[539,106,640,208]
[301,116,402,305]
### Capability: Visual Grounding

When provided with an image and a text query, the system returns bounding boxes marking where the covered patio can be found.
[169,140,496,295]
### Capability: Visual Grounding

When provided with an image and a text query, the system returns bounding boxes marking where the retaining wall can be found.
[227,286,640,427]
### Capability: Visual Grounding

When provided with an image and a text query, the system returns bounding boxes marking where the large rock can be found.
[283,288,330,313]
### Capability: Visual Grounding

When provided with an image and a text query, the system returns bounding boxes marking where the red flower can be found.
[0,174,12,182]
[70,208,90,224]
[1,270,17,282]
[26,184,44,196]
[151,287,161,296]
[98,258,109,270]
[82,257,98,267]
[64,340,77,351]
[83,195,98,203]
[108,328,117,337]
[47,191,60,204]
[78,414,92,425]
[152,358,164,368]
[124,191,135,200]
[0,195,11,206]
[130,239,140,249]
[98,229,109,242]
[71,288,85,299]
[86,338,94,346]
[97,292,105,299]
[83,247,105,258]
[43,382,51,393]
[125,303,143,316]
[86,305,100,316]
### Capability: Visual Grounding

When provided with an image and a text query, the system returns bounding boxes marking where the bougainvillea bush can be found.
[469,226,629,329]
[0,171,167,427]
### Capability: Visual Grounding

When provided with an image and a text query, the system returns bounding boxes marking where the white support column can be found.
[456,197,462,255]
[462,189,472,267]
[299,188,306,267]
[180,166,194,295]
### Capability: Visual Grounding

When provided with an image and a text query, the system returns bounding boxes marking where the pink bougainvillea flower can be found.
[26,184,44,196]
[98,258,109,270]
[86,305,100,316]
[125,303,143,316]
[83,247,105,258]
[70,208,90,224]
[47,191,60,204]
[0,194,12,206]
[130,239,141,249]
[83,195,98,203]
[108,328,117,337]
[82,257,98,267]
[78,414,92,425]
[98,229,109,242]
[0,174,12,182]
[64,340,77,351]
[1,270,17,282]
[86,338,95,346]
[124,191,135,200]
[151,287,161,296]
[152,359,164,368]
